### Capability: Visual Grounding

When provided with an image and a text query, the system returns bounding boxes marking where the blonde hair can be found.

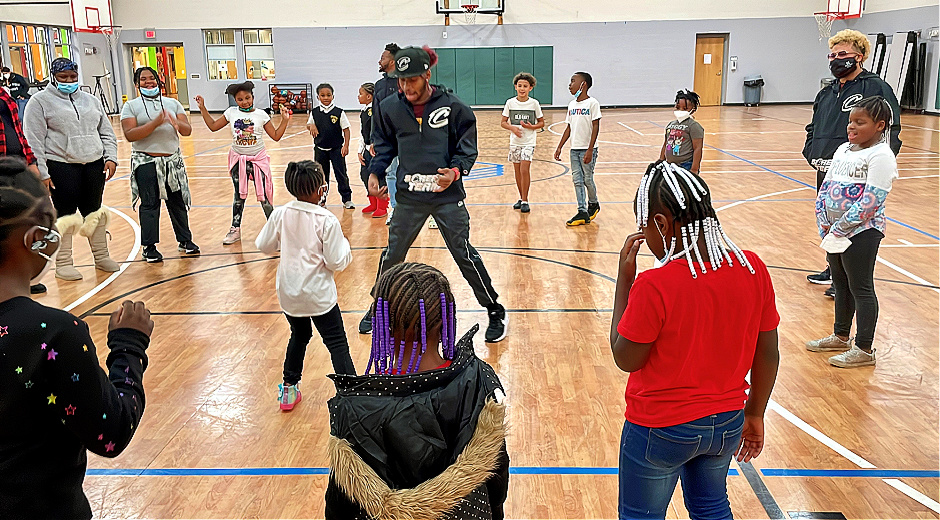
[828,29,870,61]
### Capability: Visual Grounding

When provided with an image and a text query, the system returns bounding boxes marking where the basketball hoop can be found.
[814,11,844,40]
[90,24,122,47]
[462,4,478,24]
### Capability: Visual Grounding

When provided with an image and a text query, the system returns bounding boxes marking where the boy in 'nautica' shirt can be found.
[554,71,602,227]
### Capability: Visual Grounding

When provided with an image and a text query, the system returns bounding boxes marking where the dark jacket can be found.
[360,106,372,146]
[369,73,399,157]
[803,70,902,169]
[4,72,31,100]
[325,325,509,520]
[369,85,477,205]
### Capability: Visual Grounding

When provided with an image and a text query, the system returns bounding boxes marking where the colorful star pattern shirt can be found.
[0,296,149,520]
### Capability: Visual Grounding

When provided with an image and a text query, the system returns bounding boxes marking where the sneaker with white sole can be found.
[222,227,241,245]
[344,200,355,209]
[278,383,302,411]
[178,241,201,255]
[805,334,852,352]
[485,304,508,342]
[428,216,438,229]
[829,345,876,368]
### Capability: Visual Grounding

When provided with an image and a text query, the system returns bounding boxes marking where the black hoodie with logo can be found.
[369,85,477,206]
[802,70,902,172]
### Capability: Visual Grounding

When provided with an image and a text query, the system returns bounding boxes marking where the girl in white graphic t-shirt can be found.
[195,81,291,245]
[807,96,898,368]
[500,73,544,214]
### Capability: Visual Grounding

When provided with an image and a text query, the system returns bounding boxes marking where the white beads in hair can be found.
[635,162,756,278]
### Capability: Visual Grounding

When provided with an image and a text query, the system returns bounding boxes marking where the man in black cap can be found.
[359,45,508,343]
[372,43,401,222]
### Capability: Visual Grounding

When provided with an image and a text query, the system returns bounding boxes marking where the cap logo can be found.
[397,56,411,71]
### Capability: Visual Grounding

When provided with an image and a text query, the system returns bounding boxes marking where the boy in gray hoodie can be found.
[23,57,120,280]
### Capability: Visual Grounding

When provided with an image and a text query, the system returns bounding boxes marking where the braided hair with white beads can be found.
[636,160,754,279]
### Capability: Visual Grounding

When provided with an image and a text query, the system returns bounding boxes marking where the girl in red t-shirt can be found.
[609,161,780,519]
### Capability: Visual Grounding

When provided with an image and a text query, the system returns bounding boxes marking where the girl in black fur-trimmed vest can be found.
[325,262,509,520]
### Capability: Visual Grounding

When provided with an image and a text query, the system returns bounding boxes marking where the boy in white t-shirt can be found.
[554,72,601,227]
[501,72,544,214]
[195,81,291,245]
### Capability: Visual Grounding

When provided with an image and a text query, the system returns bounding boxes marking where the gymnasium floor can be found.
[39,105,938,519]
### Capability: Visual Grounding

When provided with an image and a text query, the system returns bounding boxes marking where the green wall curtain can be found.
[432,46,553,106]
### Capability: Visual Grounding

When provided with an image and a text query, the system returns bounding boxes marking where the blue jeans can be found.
[570,148,598,213]
[385,156,399,209]
[619,409,744,520]
[15,98,28,121]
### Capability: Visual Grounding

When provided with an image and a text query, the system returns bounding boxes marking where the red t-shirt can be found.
[617,250,779,428]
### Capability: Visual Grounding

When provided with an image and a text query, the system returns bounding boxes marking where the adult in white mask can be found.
[658,89,704,175]
[22,57,120,281]
[120,67,198,263]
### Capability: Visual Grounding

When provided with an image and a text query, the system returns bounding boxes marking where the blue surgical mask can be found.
[574,81,585,98]
[140,87,160,97]
[56,81,79,94]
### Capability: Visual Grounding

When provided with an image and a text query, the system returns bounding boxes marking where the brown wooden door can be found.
[694,35,725,106]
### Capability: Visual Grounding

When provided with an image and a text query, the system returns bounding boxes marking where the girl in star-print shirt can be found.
[0,157,154,520]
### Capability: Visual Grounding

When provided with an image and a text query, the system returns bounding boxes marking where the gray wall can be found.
[109,5,938,112]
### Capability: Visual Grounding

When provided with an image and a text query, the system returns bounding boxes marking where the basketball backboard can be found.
[826,0,863,18]
[436,0,504,25]
[70,0,114,33]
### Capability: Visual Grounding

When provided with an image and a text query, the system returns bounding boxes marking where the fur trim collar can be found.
[329,398,506,519]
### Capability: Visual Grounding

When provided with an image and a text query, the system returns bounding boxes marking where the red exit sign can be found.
[145,30,156,39]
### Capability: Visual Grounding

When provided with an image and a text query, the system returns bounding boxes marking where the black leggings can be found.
[828,228,883,350]
[283,305,355,384]
[230,162,274,227]
[359,152,387,191]
[47,159,105,217]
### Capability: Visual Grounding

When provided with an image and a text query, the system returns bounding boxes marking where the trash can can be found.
[820,77,836,90]
[744,75,764,106]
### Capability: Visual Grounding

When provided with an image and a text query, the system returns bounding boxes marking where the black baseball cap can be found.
[389,47,431,78]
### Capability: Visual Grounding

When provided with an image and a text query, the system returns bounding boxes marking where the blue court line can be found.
[646,119,940,242]
[85,467,938,478]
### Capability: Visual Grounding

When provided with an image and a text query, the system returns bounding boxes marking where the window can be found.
[52,28,71,59]
[4,24,54,82]
[204,29,237,80]
[243,29,274,80]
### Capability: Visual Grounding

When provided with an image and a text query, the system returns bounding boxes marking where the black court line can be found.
[737,460,786,519]
[88,245,939,291]
[75,249,616,318]
[85,308,616,318]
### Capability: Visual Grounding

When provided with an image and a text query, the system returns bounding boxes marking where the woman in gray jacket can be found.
[23,57,120,280]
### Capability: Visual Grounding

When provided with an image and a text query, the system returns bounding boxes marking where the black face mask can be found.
[829,57,858,79]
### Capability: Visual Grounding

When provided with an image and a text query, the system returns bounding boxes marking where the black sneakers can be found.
[520,202,531,213]
[512,200,523,210]
[178,241,201,255]
[566,211,591,227]
[30,284,47,294]
[359,309,373,334]
[824,286,835,298]
[142,245,163,263]
[587,202,600,221]
[485,304,508,342]
[807,267,832,284]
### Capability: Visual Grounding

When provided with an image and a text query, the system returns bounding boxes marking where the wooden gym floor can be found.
[38,105,938,519]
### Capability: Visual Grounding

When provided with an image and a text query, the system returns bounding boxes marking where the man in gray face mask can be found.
[1,67,31,120]
[801,29,901,293]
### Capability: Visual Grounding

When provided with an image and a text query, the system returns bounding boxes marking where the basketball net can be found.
[463,4,477,24]
[814,13,837,41]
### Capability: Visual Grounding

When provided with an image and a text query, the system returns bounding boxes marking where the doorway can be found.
[130,45,189,108]
[693,35,726,106]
